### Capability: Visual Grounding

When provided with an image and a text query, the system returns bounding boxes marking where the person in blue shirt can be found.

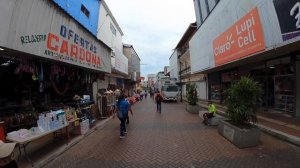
[115,94,133,139]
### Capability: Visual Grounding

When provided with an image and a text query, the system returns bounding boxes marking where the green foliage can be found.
[225,76,263,127]
[186,82,198,105]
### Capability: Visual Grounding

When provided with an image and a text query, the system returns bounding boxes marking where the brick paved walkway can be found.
[44,98,300,168]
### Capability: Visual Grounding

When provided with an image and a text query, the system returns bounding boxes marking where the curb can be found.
[257,123,300,146]
[196,102,300,147]
[34,117,112,168]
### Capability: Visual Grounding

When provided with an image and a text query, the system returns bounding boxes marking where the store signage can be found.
[0,0,111,73]
[45,25,101,68]
[274,0,300,41]
[18,25,108,71]
[113,52,128,75]
[213,7,265,66]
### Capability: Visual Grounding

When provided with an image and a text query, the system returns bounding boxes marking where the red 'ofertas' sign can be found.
[213,7,266,66]
[46,25,102,67]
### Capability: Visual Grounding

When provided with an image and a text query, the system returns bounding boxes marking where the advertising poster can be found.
[274,0,300,41]
[213,7,266,66]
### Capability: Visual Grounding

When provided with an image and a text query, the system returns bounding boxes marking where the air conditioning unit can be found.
[111,50,115,57]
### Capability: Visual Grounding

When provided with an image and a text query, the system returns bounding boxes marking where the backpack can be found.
[156,94,163,102]
[117,99,129,118]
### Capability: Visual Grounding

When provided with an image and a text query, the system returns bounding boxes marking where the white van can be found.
[161,84,179,102]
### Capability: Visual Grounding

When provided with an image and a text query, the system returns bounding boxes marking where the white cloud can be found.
[105,0,196,77]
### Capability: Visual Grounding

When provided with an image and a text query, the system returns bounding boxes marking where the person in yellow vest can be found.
[203,101,217,125]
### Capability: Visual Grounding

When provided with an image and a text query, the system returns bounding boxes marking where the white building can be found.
[97,0,128,90]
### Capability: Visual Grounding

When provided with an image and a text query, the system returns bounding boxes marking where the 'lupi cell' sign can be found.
[213,7,266,66]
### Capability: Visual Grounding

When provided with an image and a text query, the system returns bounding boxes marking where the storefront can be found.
[190,0,300,117]
[0,0,111,146]
[207,55,295,114]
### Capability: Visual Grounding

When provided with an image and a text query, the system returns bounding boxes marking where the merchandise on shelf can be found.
[37,110,68,132]
[80,119,89,135]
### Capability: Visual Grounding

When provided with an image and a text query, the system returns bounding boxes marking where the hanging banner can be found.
[274,0,300,41]
[213,7,266,66]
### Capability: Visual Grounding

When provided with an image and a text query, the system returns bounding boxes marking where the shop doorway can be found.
[251,62,294,114]
[251,68,275,110]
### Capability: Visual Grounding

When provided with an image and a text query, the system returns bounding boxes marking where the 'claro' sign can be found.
[213,7,266,66]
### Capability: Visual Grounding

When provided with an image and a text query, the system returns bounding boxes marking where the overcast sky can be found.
[105,0,196,77]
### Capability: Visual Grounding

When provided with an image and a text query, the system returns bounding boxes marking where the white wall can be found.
[97,2,123,53]
[190,0,283,73]
[169,50,179,82]
[111,50,128,75]
[196,81,207,100]
[98,1,128,74]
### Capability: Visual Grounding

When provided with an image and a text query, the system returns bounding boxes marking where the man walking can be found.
[115,94,133,138]
[155,92,163,113]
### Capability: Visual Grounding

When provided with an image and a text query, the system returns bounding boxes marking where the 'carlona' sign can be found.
[45,25,101,68]
[2,0,111,73]
[213,7,266,66]
[274,0,300,41]
[18,25,108,72]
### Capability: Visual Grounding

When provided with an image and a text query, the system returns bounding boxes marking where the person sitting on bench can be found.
[203,101,217,125]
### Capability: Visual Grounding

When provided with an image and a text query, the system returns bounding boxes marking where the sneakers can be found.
[124,131,127,134]
[120,136,125,139]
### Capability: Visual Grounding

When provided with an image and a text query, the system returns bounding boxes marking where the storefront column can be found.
[295,61,300,117]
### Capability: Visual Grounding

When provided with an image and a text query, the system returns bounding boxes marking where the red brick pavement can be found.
[44,98,300,168]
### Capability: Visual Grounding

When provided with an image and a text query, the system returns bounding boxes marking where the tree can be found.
[225,76,263,127]
[186,82,198,105]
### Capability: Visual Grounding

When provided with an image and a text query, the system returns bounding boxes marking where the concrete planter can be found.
[218,120,261,148]
[186,104,199,114]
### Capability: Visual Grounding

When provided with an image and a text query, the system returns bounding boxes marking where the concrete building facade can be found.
[191,0,300,117]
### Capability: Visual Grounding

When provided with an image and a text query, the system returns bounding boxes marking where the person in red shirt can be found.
[155,91,163,113]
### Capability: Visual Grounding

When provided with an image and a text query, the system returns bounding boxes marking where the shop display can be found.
[6,110,68,140]
[80,119,89,135]
[37,110,67,131]
[210,85,221,100]
[274,75,294,112]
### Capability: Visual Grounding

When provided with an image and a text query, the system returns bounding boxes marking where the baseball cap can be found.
[0,140,16,158]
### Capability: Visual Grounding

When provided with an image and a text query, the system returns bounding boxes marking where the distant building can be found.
[123,44,141,95]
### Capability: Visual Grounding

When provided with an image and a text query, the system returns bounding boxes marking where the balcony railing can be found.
[179,67,191,77]
[178,47,189,59]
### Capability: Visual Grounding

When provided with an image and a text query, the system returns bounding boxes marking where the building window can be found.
[196,0,203,25]
[200,0,208,20]
[207,0,217,12]
[110,23,116,36]
[81,4,90,18]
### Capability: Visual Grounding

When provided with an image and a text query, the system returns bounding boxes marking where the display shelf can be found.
[274,74,294,113]
[274,94,294,113]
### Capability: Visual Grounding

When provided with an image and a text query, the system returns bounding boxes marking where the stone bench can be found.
[199,110,224,126]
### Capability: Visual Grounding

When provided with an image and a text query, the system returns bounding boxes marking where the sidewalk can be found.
[16,99,300,167]
[17,117,112,168]
[196,100,300,146]
[43,98,300,168]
